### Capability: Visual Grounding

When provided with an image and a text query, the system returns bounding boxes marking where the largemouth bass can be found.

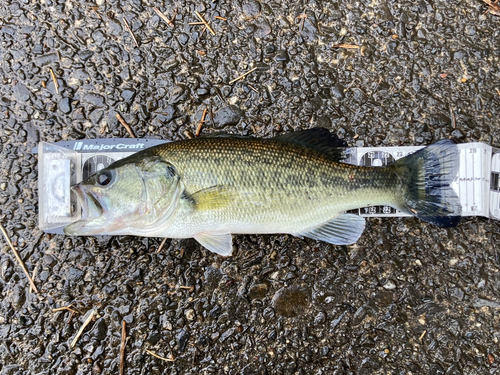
[64,129,461,256]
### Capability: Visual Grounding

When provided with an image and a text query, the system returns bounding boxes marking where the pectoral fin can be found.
[191,186,237,211]
[194,231,233,256]
[298,214,366,245]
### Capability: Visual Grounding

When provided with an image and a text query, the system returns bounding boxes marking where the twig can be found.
[332,44,359,49]
[116,113,136,138]
[192,347,197,366]
[153,7,175,28]
[145,349,175,362]
[0,223,38,294]
[3,343,14,361]
[49,68,59,95]
[189,22,205,25]
[200,25,207,38]
[248,84,258,93]
[29,265,38,294]
[215,16,227,21]
[195,11,215,35]
[196,109,207,137]
[209,101,214,124]
[183,130,195,139]
[119,320,127,375]
[156,238,168,254]
[482,0,500,16]
[297,11,307,32]
[170,8,178,25]
[229,67,257,84]
[344,78,357,93]
[90,7,102,20]
[71,309,97,348]
[419,330,427,341]
[122,17,139,47]
[66,311,75,325]
[450,106,456,129]
[52,304,80,314]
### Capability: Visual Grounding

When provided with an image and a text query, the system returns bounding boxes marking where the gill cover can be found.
[64,156,183,236]
[132,156,183,231]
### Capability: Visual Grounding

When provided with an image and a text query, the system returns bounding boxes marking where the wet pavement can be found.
[1,0,500,374]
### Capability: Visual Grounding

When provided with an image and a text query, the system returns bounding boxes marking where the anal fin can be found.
[298,213,366,245]
[194,230,233,256]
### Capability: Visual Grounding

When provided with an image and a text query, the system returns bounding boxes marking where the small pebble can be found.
[185,309,195,320]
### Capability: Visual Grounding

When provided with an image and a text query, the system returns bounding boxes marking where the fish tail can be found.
[392,140,461,227]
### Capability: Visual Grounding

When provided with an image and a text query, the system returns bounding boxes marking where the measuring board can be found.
[34,139,500,234]
[343,143,499,219]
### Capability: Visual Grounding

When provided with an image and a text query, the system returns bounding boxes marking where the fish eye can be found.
[97,170,113,186]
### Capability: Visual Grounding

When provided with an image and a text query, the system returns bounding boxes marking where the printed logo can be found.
[71,142,147,152]
[81,143,146,151]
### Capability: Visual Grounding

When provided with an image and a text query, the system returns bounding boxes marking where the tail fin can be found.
[393,140,461,227]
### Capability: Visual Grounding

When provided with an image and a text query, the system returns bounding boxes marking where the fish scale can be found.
[148,136,399,237]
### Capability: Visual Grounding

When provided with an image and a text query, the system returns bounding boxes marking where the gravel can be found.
[1,0,500,374]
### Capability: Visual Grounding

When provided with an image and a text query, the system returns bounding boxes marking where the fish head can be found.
[64,156,182,235]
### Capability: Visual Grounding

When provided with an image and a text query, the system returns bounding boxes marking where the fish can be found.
[64,128,461,256]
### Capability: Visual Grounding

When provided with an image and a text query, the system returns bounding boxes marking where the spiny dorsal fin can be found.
[275,128,348,161]
[201,132,248,139]
[202,128,348,161]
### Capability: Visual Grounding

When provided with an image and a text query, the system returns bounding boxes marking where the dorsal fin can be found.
[201,132,248,139]
[275,128,348,161]
[201,128,348,161]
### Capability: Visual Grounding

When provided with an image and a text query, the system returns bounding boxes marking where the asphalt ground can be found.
[1,0,500,374]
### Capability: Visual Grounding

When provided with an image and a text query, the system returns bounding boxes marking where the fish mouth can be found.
[64,185,104,235]
[72,184,103,219]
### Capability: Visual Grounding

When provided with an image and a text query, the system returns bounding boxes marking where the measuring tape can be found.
[34,140,500,234]
[344,143,500,220]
